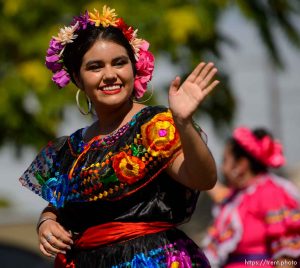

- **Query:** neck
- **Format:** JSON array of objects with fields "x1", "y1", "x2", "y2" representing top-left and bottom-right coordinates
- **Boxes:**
[
  {"x1": 94, "y1": 101, "x2": 133, "y2": 133},
  {"x1": 91, "y1": 101, "x2": 146, "y2": 137}
]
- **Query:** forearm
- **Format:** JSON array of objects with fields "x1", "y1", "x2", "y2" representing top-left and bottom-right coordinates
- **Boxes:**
[{"x1": 175, "y1": 118, "x2": 217, "y2": 190}]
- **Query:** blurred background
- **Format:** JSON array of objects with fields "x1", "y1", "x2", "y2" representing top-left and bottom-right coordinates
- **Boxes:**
[{"x1": 1, "y1": 0, "x2": 300, "y2": 267}]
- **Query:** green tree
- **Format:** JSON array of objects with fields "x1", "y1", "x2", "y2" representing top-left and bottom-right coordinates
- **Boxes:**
[{"x1": 0, "y1": 0, "x2": 299, "y2": 151}]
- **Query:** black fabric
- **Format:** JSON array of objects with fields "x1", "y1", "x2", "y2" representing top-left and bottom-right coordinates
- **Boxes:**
[{"x1": 58, "y1": 173, "x2": 199, "y2": 233}]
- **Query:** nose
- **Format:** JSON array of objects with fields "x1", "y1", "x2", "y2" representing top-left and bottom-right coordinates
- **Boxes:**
[{"x1": 103, "y1": 66, "x2": 117, "y2": 82}]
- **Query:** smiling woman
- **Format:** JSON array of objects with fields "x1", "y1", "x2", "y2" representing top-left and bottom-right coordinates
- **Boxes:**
[
  {"x1": 75, "y1": 41, "x2": 135, "y2": 108},
  {"x1": 19, "y1": 4, "x2": 219, "y2": 268}
]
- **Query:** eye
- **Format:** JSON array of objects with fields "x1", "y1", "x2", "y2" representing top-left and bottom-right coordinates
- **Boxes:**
[
  {"x1": 113, "y1": 57, "x2": 129, "y2": 67},
  {"x1": 85, "y1": 61, "x2": 104, "y2": 71},
  {"x1": 87, "y1": 64, "x2": 101, "y2": 71},
  {"x1": 116, "y1": 60, "x2": 125, "y2": 66}
]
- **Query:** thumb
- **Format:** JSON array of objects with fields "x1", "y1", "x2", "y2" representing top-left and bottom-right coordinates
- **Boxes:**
[{"x1": 169, "y1": 76, "x2": 181, "y2": 95}]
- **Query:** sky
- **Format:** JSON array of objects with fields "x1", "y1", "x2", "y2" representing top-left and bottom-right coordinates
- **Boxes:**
[{"x1": 1, "y1": 7, "x2": 300, "y2": 221}]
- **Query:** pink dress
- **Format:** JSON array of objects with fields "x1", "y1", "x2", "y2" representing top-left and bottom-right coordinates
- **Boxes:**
[{"x1": 203, "y1": 174, "x2": 300, "y2": 267}]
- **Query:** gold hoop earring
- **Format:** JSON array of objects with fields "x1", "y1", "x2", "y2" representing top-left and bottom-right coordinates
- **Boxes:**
[
  {"x1": 76, "y1": 89, "x2": 92, "y2": 115},
  {"x1": 133, "y1": 84, "x2": 154, "y2": 104}
]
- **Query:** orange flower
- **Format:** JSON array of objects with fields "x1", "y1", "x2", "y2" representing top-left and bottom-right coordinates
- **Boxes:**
[
  {"x1": 141, "y1": 111, "x2": 181, "y2": 158},
  {"x1": 112, "y1": 151, "x2": 146, "y2": 184},
  {"x1": 88, "y1": 5, "x2": 118, "y2": 27}
]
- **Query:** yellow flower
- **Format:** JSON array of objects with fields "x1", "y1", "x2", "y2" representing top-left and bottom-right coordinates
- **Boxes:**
[
  {"x1": 141, "y1": 111, "x2": 181, "y2": 158},
  {"x1": 88, "y1": 5, "x2": 118, "y2": 27}
]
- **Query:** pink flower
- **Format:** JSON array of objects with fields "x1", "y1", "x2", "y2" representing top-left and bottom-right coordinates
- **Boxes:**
[
  {"x1": 45, "y1": 39, "x2": 64, "y2": 72},
  {"x1": 134, "y1": 49, "x2": 155, "y2": 99},
  {"x1": 233, "y1": 127, "x2": 285, "y2": 168},
  {"x1": 260, "y1": 136, "x2": 285, "y2": 168},
  {"x1": 52, "y1": 69, "x2": 70, "y2": 88},
  {"x1": 45, "y1": 55, "x2": 63, "y2": 72},
  {"x1": 139, "y1": 40, "x2": 150, "y2": 51},
  {"x1": 49, "y1": 39, "x2": 63, "y2": 53}
]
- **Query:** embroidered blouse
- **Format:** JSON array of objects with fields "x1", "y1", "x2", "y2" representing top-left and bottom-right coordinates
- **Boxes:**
[{"x1": 20, "y1": 106, "x2": 200, "y2": 232}]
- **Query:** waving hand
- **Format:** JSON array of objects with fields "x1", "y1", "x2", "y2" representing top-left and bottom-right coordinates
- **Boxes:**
[{"x1": 168, "y1": 62, "x2": 219, "y2": 121}]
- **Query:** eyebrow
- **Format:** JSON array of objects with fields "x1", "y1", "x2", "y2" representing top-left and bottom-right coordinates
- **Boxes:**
[{"x1": 85, "y1": 55, "x2": 129, "y2": 66}]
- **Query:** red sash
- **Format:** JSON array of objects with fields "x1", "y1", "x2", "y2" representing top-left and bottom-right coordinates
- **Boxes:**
[{"x1": 55, "y1": 221, "x2": 174, "y2": 268}]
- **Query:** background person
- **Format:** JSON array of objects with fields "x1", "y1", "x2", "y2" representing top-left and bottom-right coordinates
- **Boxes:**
[{"x1": 203, "y1": 127, "x2": 300, "y2": 268}]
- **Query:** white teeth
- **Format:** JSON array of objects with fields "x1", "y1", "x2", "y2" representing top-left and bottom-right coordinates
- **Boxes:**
[{"x1": 102, "y1": 85, "x2": 121, "y2": 91}]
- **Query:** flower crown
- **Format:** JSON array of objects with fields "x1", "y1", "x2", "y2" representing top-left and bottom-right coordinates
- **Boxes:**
[
  {"x1": 46, "y1": 5, "x2": 155, "y2": 99},
  {"x1": 233, "y1": 127, "x2": 285, "y2": 168}
]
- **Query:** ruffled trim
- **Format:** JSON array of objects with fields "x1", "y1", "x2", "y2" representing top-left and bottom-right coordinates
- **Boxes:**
[
  {"x1": 271, "y1": 235, "x2": 300, "y2": 260},
  {"x1": 264, "y1": 175, "x2": 300, "y2": 259},
  {"x1": 265, "y1": 209, "x2": 300, "y2": 236},
  {"x1": 202, "y1": 176, "x2": 270, "y2": 266},
  {"x1": 264, "y1": 175, "x2": 300, "y2": 238},
  {"x1": 202, "y1": 193, "x2": 246, "y2": 266},
  {"x1": 203, "y1": 210, "x2": 243, "y2": 267},
  {"x1": 203, "y1": 174, "x2": 300, "y2": 265},
  {"x1": 19, "y1": 136, "x2": 69, "y2": 207}
]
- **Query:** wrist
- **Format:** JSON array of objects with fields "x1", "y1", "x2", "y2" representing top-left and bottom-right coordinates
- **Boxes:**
[
  {"x1": 36, "y1": 217, "x2": 56, "y2": 233},
  {"x1": 173, "y1": 118, "x2": 194, "y2": 134}
]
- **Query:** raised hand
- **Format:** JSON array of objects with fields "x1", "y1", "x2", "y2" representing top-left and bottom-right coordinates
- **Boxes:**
[
  {"x1": 168, "y1": 62, "x2": 219, "y2": 123},
  {"x1": 38, "y1": 219, "x2": 73, "y2": 258}
]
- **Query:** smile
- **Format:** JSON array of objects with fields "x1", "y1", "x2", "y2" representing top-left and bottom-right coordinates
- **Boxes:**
[{"x1": 100, "y1": 84, "x2": 122, "y2": 95}]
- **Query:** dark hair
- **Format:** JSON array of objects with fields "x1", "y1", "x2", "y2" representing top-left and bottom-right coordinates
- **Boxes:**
[
  {"x1": 63, "y1": 25, "x2": 136, "y2": 86},
  {"x1": 228, "y1": 128, "x2": 273, "y2": 174}
]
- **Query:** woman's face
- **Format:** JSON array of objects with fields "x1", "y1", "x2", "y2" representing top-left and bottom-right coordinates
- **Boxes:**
[
  {"x1": 78, "y1": 40, "x2": 135, "y2": 108},
  {"x1": 221, "y1": 144, "x2": 239, "y2": 187}
]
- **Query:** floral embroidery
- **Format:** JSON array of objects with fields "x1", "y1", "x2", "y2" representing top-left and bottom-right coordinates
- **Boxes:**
[
  {"x1": 112, "y1": 151, "x2": 146, "y2": 185},
  {"x1": 20, "y1": 107, "x2": 184, "y2": 207},
  {"x1": 141, "y1": 111, "x2": 181, "y2": 158}
]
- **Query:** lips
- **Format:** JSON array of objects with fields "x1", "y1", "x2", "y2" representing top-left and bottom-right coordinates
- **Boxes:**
[{"x1": 99, "y1": 84, "x2": 122, "y2": 95}]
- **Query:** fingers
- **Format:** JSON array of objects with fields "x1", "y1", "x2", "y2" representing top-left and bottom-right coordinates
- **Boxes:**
[
  {"x1": 39, "y1": 232, "x2": 72, "y2": 258},
  {"x1": 47, "y1": 231, "x2": 72, "y2": 250},
  {"x1": 169, "y1": 76, "x2": 181, "y2": 94},
  {"x1": 185, "y1": 62, "x2": 218, "y2": 89},
  {"x1": 199, "y1": 66, "x2": 217, "y2": 87},
  {"x1": 40, "y1": 243, "x2": 55, "y2": 258},
  {"x1": 38, "y1": 221, "x2": 73, "y2": 258},
  {"x1": 195, "y1": 62, "x2": 217, "y2": 86},
  {"x1": 203, "y1": 80, "x2": 220, "y2": 95},
  {"x1": 40, "y1": 235, "x2": 62, "y2": 258},
  {"x1": 187, "y1": 62, "x2": 206, "y2": 82},
  {"x1": 57, "y1": 224, "x2": 73, "y2": 244}
]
